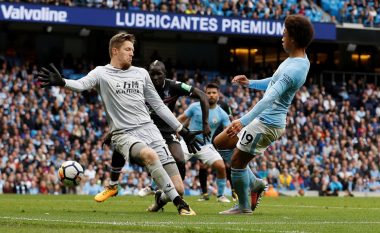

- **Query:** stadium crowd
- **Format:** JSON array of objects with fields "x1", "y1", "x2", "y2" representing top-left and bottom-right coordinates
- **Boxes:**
[
  {"x1": 0, "y1": 53, "x2": 379, "y2": 197},
  {"x1": 321, "y1": 0, "x2": 380, "y2": 27},
  {"x1": 3, "y1": 0, "x2": 380, "y2": 27}
]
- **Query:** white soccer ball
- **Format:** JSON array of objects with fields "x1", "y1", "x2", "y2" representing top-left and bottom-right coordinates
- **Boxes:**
[{"x1": 58, "y1": 161, "x2": 84, "y2": 187}]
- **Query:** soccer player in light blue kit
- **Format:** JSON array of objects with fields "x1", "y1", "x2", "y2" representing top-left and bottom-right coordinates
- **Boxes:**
[
  {"x1": 178, "y1": 83, "x2": 231, "y2": 203},
  {"x1": 216, "y1": 15, "x2": 315, "y2": 214}
]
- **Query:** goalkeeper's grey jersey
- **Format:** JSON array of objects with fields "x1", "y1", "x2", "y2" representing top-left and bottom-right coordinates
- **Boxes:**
[{"x1": 64, "y1": 64, "x2": 182, "y2": 134}]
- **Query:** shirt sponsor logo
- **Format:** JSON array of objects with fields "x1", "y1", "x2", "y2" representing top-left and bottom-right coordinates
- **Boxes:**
[
  {"x1": 116, "y1": 81, "x2": 140, "y2": 94},
  {"x1": 281, "y1": 73, "x2": 292, "y2": 85}
]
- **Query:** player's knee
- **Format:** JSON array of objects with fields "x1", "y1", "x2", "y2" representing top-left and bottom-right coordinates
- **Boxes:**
[
  {"x1": 213, "y1": 128, "x2": 238, "y2": 150},
  {"x1": 139, "y1": 147, "x2": 159, "y2": 166},
  {"x1": 231, "y1": 155, "x2": 242, "y2": 169},
  {"x1": 231, "y1": 151, "x2": 252, "y2": 169},
  {"x1": 231, "y1": 157, "x2": 248, "y2": 169}
]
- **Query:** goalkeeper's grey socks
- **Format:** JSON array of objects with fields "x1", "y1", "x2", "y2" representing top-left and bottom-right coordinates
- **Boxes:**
[{"x1": 146, "y1": 160, "x2": 179, "y2": 201}]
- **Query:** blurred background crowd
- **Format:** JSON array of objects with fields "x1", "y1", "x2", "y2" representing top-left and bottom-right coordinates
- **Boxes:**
[{"x1": 0, "y1": 51, "x2": 379, "y2": 197}]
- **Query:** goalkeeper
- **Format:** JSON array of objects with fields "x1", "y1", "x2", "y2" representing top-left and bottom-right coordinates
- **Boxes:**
[
  {"x1": 103, "y1": 60, "x2": 211, "y2": 212},
  {"x1": 36, "y1": 33, "x2": 202, "y2": 216}
]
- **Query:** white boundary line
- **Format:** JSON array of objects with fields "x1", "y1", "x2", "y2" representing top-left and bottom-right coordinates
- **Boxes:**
[
  {"x1": 0, "y1": 216, "x2": 302, "y2": 233},
  {"x1": 265, "y1": 204, "x2": 380, "y2": 210},
  {"x1": 1, "y1": 216, "x2": 380, "y2": 225}
]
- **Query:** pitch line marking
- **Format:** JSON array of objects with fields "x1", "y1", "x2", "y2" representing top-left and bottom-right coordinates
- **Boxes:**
[
  {"x1": 265, "y1": 204, "x2": 380, "y2": 210},
  {"x1": 1, "y1": 216, "x2": 380, "y2": 226},
  {"x1": 0, "y1": 216, "x2": 301, "y2": 233}
]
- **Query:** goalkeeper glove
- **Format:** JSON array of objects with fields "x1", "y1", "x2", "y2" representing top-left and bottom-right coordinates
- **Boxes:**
[
  {"x1": 36, "y1": 63, "x2": 66, "y2": 87},
  {"x1": 179, "y1": 127, "x2": 203, "y2": 154},
  {"x1": 102, "y1": 133, "x2": 112, "y2": 148}
]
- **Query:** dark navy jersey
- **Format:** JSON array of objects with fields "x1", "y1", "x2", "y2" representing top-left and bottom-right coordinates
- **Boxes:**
[
  {"x1": 212, "y1": 100, "x2": 232, "y2": 142},
  {"x1": 218, "y1": 100, "x2": 232, "y2": 117},
  {"x1": 148, "y1": 79, "x2": 194, "y2": 134}
]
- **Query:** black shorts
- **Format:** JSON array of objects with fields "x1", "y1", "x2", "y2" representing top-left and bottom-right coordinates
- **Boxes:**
[{"x1": 162, "y1": 133, "x2": 180, "y2": 145}]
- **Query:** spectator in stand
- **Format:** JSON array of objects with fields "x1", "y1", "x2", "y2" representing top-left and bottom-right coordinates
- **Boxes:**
[
  {"x1": 83, "y1": 178, "x2": 103, "y2": 195},
  {"x1": 368, "y1": 177, "x2": 380, "y2": 192},
  {"x1": 257, "y1": 163, "x2": 269, "y2": 180},
  {"x1": 328, "y1": 175, "x2": 343, "y2": 195},
  {"x1": 279, "y1": 169, "x2": 293, "y2": 190},
  {"x1": 267, "y1": 162, "x2": 280, "y2": 186},
  {"x1": 310, "y1": 176, "x2": 322, "y2": 192}
]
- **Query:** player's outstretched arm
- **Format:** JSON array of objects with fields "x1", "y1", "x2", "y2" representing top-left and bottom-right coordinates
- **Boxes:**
[
  {"x1": 231, "y1": 75, "x2": 250, "y2": 86},
  {"x1": 36, "y1": 63, "x2": 99, "y2": 92},
  {"x1": 241, "y1": 70, "x2": 295, "y2": 126},
  {"x1": 35, "y1": 63, "x2": 66, "y2": 88},
  {"x1": 192, "y1": 88, "x2": 211, "y2": 142},
  {"x1": 232, "y1": 75, "x2": 271, "y2": 91}
]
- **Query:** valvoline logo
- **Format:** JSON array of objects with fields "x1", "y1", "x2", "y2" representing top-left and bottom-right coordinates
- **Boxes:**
[{"x1": 0, "y1": 3, "x2": 67, "y2": 23}]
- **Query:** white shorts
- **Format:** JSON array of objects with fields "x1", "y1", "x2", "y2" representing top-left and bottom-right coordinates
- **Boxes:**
[
  {"x1": 112, "y1": 123, "x2": 175, "y2": 165},
  {"x1": 237, "y1": 119, "x2": 285, "y2": 156},
  {"x1": 180, "y1": 139, "x2": 223, "y2": 166}
]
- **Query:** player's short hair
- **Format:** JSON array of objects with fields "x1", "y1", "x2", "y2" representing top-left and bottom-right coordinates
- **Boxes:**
[
  {"x1": 149, "y1": 60, "x2": 166, "y2": 73},
  {"x1": 205, "y1": 83, "x2": 219, "y2": 90},
  {"x1": 109, "y1": 33, "x2": 136, "y2": 58},
  {"x1": 285, "y1": 15, "x2": 314, "y2": 49}
]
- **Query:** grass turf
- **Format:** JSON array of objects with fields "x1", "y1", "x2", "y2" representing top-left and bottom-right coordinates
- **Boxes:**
[{"x1": 0, "y1": 194, "x2": 379, "y2": 233}]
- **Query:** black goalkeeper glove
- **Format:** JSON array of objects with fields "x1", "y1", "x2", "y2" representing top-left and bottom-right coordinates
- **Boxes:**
[
  {"x1": 36, "y1": 63, "x2": 66, "y2": 87},
  {"x1": 102, "y1": 133, "x2": 112, "y2": 148},
  {"x1": 203, "y1": 132, "x2": 211, "y2": 145},
  {"x1": 179, "y1": 127, "x2": 203, "y2": 154}
]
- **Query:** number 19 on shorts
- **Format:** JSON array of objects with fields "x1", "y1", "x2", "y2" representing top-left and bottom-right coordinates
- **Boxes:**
[{"x1": 239, "y1": 130, "x2": 254, "y2": 146}]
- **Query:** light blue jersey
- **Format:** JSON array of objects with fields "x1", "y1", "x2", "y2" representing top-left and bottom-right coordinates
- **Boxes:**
[
  {"x1": 185, "y1": 102, "x2": 230, "y2": 144},
  {"x1": 241, "y1": 56, "x2": 310, "y2": 128}
]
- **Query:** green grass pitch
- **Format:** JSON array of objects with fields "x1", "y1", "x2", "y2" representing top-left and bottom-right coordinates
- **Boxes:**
[{"x1": 0, "y1": 195, "x2": 379, "y2": 233}]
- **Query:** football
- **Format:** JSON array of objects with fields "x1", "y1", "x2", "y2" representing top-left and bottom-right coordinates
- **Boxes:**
[{"x1": 58, "y1": 161, "x2": 84, "y2": 187}]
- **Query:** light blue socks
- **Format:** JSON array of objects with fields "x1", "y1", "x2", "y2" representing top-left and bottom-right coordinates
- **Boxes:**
[
  {"x1": 216, "y1": 178, "x2": 227, "y2": 197},
  {"x1": 231, "y1": 168, "x2": 250, "y2": 209}
]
